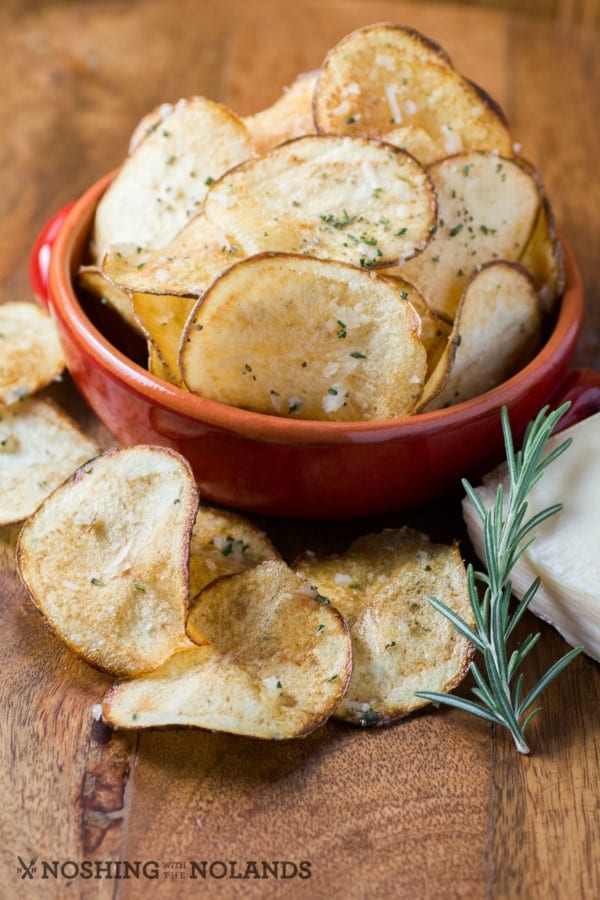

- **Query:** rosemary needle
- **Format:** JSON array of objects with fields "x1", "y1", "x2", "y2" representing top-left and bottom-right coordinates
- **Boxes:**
[{"x1": 415, "y1": 402, "x2": 583, "y2": 754}]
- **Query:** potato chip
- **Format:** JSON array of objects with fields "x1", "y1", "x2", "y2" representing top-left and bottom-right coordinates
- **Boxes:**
[
  {"x1": 91, "y1": 97, "x2": 254, "y2": 263},
  {"x1": 102, "y1": 214, "x2": 240, "y2": 297},
  {"x1": 132, "y1": 292, "x2": 195, "y2": 384},
  {"x1": 0, "y1": 301, "x2": 64, "y2": 405},
  {"x1": 397, "y1": 152, "x2": 540, "y2": 320},
  {"x1": 313, "y1": 24, "x2": 512, "y2": 161},
  {"x1": 519, "y1": 193, "x2": 565, "y2": 316},
  {"x1": 103, "y1": 560, "x2": 352, "y2": 738},
  {"x1": 128, "y1": 100, "x2": 186, "y2": 155},
  {"x1": 147, "y1": 341, "x2": 178, "y2": 385},
  {"x1": 295, "y1": 528, "x2": 473, "y2": 725},
  {"x1": 384, "y1": 124, "x2": 440, "y2": 166},
  {"x1": 78, "y1": 265, "x2": 141, "y2": 335},
  {"x1": 0, "y1": 397, "x2": 98, "y2": 525},
  {"x1": 383, "y1": 274, "x2": 451, "y2": 378},
  {"x1": 180, "y1": 253, "x2": 427, "y2": 421},
  {"x1": 417, "y1": 262, "x2": 543, "y2": 412},
  {"x1": 204, "y1": 135, "x2": 436, "y2": 267},
  {"x1": 17, "y1": 446, "x2": 198, "y2": 677},
  {"x1": 243, "y1": 71, "x2": 318, "y2": 155},
  {"x1": 189, "y1": 505, "x2": 279, "y2": 598}
]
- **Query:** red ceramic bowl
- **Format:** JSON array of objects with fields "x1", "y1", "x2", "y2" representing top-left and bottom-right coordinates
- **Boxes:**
[{"x1": 33, "y1": 172, "x2": 591, "y2": 519}]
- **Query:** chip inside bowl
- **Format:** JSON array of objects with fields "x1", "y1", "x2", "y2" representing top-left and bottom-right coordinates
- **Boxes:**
[
  {"x1": 203, "y1": 134, "x2": 436, "y2": 267},
  {"x1": 179, "y1": 252, "x2": 427, "y2": 420},
  {"x1": 418, "y1": 261, "x2": 543, "y2": 411},
  {"x1": 91, "y1": 96, "x2": 254, "y2": 262},
  {"x1": 313, "y1": 23, "x2": 512, "y2": 162},
  {"x1": 396, "y1": 152, "x2": 541, "y2": 320}
]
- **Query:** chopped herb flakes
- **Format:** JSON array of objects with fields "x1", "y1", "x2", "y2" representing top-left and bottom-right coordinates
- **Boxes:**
[
  {"x1": 90, "y1": 577, "x2": 104, "y2": 586},
  {"x1": 320, "y1": 210, "x2": 355, "y2": 229},
  {"x1": 359, "y1": 707, "x2": 382, "y2": 727}
]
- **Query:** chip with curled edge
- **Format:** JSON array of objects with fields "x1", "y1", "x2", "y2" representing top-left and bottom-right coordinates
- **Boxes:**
[
  {"x1": 91, "y1": 96, "x2": 254, "y2": 263},
  {"x1": 313, "y1": 23, "x2": 512, "y2": 163},
  {"x1": 189, "y1": 505, "x2": 280, "y2": 599},
  {"x1": 180, "y1": 253, "x2": 427, "y2": 421},
  {"x1": 17, "y1": 446, "x2": 198, "y2": 677},
  {"x1": 102, "y1": 559, "x2": 352, "y2": 738},
  {"x1": 0, "y1": 302, "x2": 64, "y2": 406},
  {"x1": 0, "y1": 397, "x2": 98, "y2": 525},
  {"x1": 204, "y1": 134, "x2": 436, "y2": 268},
  {"x1": 295, "y1": 528, "x2": 474, "y2": 725}
]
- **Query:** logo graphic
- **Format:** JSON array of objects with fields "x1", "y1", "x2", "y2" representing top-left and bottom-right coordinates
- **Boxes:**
[{"x1": 16, "y1": 857, "x2": 37, "y2": 880}]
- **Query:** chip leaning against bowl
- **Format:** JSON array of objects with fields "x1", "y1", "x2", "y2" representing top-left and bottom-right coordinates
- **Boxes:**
[{"x1": 90, "y1": 22, "x2": 563, "y2": 422}]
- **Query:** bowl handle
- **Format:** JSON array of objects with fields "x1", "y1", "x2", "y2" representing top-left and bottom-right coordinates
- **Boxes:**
[
  {"x1": 29, "y1": 203, "x2": 74, "y2": 308},
  {"x1": 550, "y1": 368, "x2": 600, "y2": 429}
]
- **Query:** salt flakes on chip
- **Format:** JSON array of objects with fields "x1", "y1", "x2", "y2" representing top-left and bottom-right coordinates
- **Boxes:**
[{"x1": 103, "y1": 560, "x2": 352, "y2": 738}]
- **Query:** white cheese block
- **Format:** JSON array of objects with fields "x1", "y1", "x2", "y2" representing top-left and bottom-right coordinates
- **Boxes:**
[{"x1": 463, "y1": 411, "x2": 600, "y2": 660}]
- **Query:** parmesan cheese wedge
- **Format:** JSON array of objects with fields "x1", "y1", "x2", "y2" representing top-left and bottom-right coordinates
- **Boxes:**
[{"x1": 463, "y1": 412, "x2": 600, "y2": 660}]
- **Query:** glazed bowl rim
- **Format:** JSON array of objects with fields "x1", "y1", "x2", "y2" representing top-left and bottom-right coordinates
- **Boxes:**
[{"x1": 48, "y1": 169, "x2": 584, "y2": 445}]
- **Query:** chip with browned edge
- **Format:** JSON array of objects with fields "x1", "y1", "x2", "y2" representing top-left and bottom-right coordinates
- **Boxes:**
[
  {"x1": 418, "y1": 261, "x2": 543, "y2": 412},
  {"x1": 204, "y1": 134, "x2": 436, "y2": 268},
  {"x1": 0, "y1": 302, "x2": 64, "y2": 405},
  {"x1": 17, "y1": 446, "x2": 198, "y2": 677},
  {"x1": 91, "y1": 97, "x2": 254, "y2": 263},
  {"x1": 180, "y1": 253, "x2": 427, "y2": 420},
  {"x1": 103, "y1": 560, "x2": 352, "y2": 738},
  {"x1": 189, "y1": 506, "x2": 279, "y2": 598},
  {"x1": 0, "y1": 397, "x2": 98, "y2": 525},
  {"x1": 295, "y1": 528, "x2": 473, "y2": 725},
  {"x1": 313, "y1": 24, "x2": 512, "y2": 162}
]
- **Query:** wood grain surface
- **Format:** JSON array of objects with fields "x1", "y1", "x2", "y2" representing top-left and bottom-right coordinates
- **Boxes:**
[{"x1": 1, "y1": 2, "x2": 599, "y2": 898}]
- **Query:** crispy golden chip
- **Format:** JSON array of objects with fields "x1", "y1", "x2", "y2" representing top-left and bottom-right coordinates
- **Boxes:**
[
  {"x1": 128, "y1": 99, "x2": 188, "y2": 155},
  {"x1": 417, "y1": 262, "x2": 543, "y2": 412},
  {"x1": 397, "y1": 152, "x2": 540, "y2": 320},
  {"x1": 132, "y1": 292, "x2": 195, "y2": 384},
  {"x1": 147, "y1": 341, "x2": 178, "y2": 385},
  {"x1": 295, "y1": 528, "x2": 473, "y2": 725},
  {"x1": 313, "y1": 24, "x2": 512, "y2": 161},
  {"x1": 91, "y1": 97, "x2": 254, "y2": 263},
  {"x1": 204, "y1": 135, "x2": 436, "y2": 267},
  {"x1": 78, "y1": 265, "x2": 141, "y2": 335},
  {"x1": 180, "y1": 253, "x2": 427, "y2": 421},
  {"x1": 103, "y1": 214, "x2": 241, "y2": 298},
  {"x1": 384, "y1": 124, "x2": 440, "y2": 166},
  {"x1": 243, "y1": 71, "x2": 318, "y2": 155},
  {"x1": 17, "y1": 446, "x2": 198, "y2": 677},
  {"x1": 519, "y1": 192, "x2": 565, "y2": 316},
  {"x1": 383, "y1": 274, "x2": 451, "y2": 378},
  {"x1": 189, "y1": 505, "x2": 279, "y2": 598},
  {"x1": 0, "y1": 301, "x2": 64, "y2": 405},
  {"x1": 103, "y1": 560, "x2": 352, "y2": 738},
  {"x1": 0, "y1": 397, "x2": 98, "y2": 525}
]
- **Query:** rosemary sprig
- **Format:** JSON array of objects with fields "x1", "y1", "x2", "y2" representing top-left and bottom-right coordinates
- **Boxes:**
[{"x1": 415, "y1": 402, "x2": 583, "y2": 754}]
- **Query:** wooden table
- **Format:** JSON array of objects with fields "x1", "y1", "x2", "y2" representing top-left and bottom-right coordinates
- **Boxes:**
[{"x1": 1, "y1": 1, "x2": 599, "y2": 897}]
